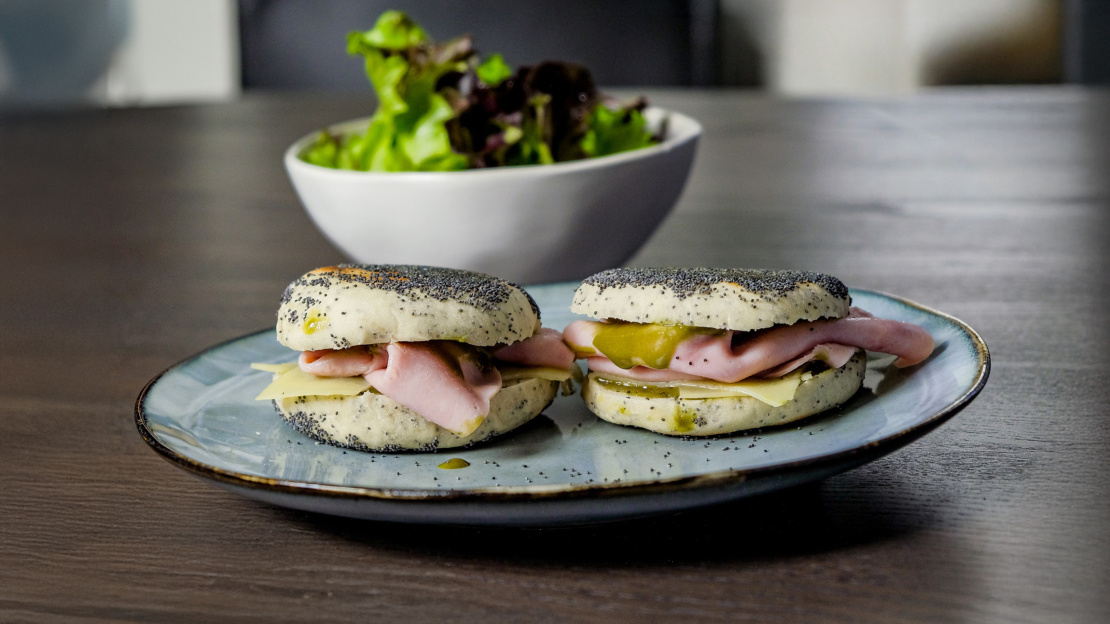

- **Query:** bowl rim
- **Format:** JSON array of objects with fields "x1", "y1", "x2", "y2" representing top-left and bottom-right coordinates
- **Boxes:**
[{"x1": 284, "y1": 106, "x2": 702, "y2": 179}]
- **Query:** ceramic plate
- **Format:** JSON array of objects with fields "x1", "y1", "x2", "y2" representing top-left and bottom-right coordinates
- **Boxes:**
[{"x1": 136, "y1": 285, "x2": 989, "y2": 526}]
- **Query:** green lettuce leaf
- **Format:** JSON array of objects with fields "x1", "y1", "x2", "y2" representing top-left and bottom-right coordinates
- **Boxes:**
[
  {"x1": 358, "y1": 10, "x2": 427, "y2": 50},
  {"x1": 476, "y1": 53, "x2": 512, "y2": 87},
  {"x1": 302, "y1": 11, "x2": 468, "y2": 172},
  {"x1": 581, "y1": 102, "x2": 657, "y2": 158},
  {"x1": 299, "y1": 11, "x2": 659, "y2": 172}
]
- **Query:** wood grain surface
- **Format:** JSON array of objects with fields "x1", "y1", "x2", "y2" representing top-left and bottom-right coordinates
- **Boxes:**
[{"x1": 1, "y1": 88, "x2": 1108, "y2": 623}]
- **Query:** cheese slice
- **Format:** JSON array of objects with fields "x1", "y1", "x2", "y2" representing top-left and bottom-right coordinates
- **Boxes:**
[
  {"x1": 593, "y1": 370, "x2": 812, "y2": 406},
  {"x1": 250, "y1": 362, "x2": 299, "y2": 374},
  {"x1": 671, "y1": 371, "x2": 811, "y2": 405},
  {"x1": 251, "y1": 361, "x2": 571, "y2": 402},
  {"x1": 498, "y1": 365, "x2": 573, "y2": 382},
  {"x1": 252, "y1": 363, "x2": 371, "y2": 400}
]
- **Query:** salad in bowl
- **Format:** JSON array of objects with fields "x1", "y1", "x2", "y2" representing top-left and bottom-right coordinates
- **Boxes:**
[{"x1": 286, "y1": 11, "x2": 700, "y2": 283}]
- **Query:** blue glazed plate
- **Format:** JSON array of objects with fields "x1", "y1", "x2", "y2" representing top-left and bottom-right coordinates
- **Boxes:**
[{"x1": 135, "y1": 285, "x2": 989, "y2": 526}]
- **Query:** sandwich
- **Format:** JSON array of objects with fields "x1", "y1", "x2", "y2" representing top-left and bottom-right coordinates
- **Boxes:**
[
  {"x1": 254, "y1": 264, "x2": 575, "y2": 452},
  {"x1": 562, "y1": 267, "x2": 934, "y2": 436}
]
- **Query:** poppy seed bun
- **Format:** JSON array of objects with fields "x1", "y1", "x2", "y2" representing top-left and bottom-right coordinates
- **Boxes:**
[
  {"x1": 571, "y1": 267, "x2": 851, "y2": 331},
  {"x1": 277, "y1": 264, "x2": 541, "y2": 352},
  {"x1": 274, "y1": 377, "x2": 559, "y2": 452},
  {"x1": 582, "y1": 351, "x2": 865, "y2": 436}
]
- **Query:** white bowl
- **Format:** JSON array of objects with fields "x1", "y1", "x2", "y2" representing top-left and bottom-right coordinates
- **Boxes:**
[{"x1": 284, "y1": 107, "x2": 700, "y2": 284}]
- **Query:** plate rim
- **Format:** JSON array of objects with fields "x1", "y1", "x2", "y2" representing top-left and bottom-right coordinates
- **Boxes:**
[{"x1": 134, "y1": 288, "x2": 990, "y2": 505}]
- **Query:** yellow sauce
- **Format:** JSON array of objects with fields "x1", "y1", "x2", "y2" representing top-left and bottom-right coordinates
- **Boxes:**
[
  {"x1": 437, "y1": 458, "x2": 471, "y2": 470},
  {"x1": 592, "y1": 375, "x2": 679, "y2": 398},
  {"x1": 592, "y1": 321, "x2": 722, "y2": 369},
  {"x1": 303, "y1": 309, "x2": 327, "y2": 335},
  {"x1": 673, "y1": 408, "x2": 698, "y2": 433}
]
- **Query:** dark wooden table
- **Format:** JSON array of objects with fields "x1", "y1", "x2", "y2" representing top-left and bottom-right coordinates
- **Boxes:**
[{"x1": 2, "y1": 88, "x2": 1108, "y2": 622}]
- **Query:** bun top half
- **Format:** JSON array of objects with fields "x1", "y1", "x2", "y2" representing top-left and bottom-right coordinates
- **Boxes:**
[
  {"x1": 277, "y1": 264, "x2": 541, "y2": 351},
  {"x1": 570, "y1": 267, "x2": 851, "y2": 332}
]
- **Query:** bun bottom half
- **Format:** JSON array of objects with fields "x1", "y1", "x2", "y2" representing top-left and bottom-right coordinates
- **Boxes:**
[
  {"x1": 581, "y1": 351, "x2": 867, "y2": 436},
  {"x1": 274, "y1": 377, "x2": 559, "y2": 452}
]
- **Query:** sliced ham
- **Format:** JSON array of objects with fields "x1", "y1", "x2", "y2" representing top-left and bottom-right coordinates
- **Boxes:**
[
  {"x1": 566, "y1": 307, "x2": 933, "y2": 384},
  {"x1": 296, "y1": 331, "x2": 574, "y2": 436},
  {"x1": 491, "y1": 327, "x2": 576, "y2": 370},
  {"x1": 562, "y1": 321, "x2": 603, "y2": 356},
  {"x1": 364, "y1": 342, "x2": 501, "y2": 436},
  {"x1": 756, "y1": 343, "x2": 860, "y2": 378},
  {"x1": 296, "y1": 341, "x2": 500, "y2": 436},
  {"x1": 299, "y1": 346, "x2": 385, "y2": 377}
]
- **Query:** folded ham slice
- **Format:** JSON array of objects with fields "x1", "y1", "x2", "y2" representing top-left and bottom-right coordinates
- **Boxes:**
[
  {"x1": 298, "y1": 342, "x2": 500, "y2": 436},
  {"x1": 564, "y1": 307, "x2": 933, "y2": 384},
  {"x1": 300, "y1": 346, "x2": 385, "y2": 377},
  {"x1": 366, "y1": 342, "x2": 502, "y2": 436},
  {"x1": 297, "y1": 333, "x2": 574, "y2": 436},
  {"x1": 491, "y1": 327, "x2": 576, "y2": 370},
  {"x1": 757, "y1": 343, "x2": 861, "y2": 378}
]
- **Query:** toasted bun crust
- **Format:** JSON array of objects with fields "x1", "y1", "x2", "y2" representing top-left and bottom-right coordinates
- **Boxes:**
[
  {"x1": 581, "y1": 351, "x2": 866, "y2": 436},
  {"x1": 274, "y1": 378, "x2": 559, "y2": 452},
  {"x1": 571, "y1": 267, "x2": 851, "y2": 332},
  {"x1": 277, "y1": 264, "x2": 541, "y2": 351}
]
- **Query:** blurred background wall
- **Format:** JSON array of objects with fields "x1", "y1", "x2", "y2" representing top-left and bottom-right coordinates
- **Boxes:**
[
  {"x1": 721, "y1": 0, "x2": 1067, "y2": 95},
  {"x1": 0, "y1": 0, "x2": 237, "y2": 107},
  {"x1": 0, "y1": 0, "x2": 1105, "y2": 108}
]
